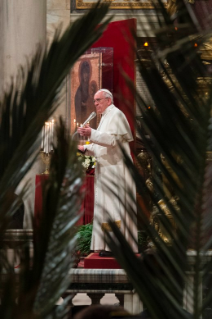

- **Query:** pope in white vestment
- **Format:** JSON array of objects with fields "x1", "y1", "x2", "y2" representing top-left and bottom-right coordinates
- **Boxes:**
[{"x1": 78, "y1": 89, "x2": 137, "y2": 256}]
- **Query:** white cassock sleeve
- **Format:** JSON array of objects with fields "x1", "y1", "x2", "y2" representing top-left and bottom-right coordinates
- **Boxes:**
[
  {"x1": 83, "y1": 109, "x2": 133, "y2": 156},
  {"x1": 90, "y1": 129, "x2": 116, "y2": 147},
  {"x1": 82, "y1": 131, "x2": 115, "y2": 157}
]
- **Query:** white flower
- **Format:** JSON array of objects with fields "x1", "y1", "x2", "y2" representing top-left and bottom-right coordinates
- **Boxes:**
[
  {"x1": 82, "y1": 161, "x2": 89, "y2": 169},
  {"x1": 84, "y1": 158, "x2": 90, "y2": 165},
  {"x1": 80, "y1": 155, "x2": 96, "y2": 170}
]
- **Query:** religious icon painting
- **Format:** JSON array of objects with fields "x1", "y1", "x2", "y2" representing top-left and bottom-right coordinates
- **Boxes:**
[{"x1": 70, "y1": 52, "x2": 102, "y2": 135}]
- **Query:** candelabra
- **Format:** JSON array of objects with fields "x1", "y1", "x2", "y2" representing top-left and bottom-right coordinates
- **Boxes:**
[
  {"x1": 40, "y1": 119, "x2": 54, "y2": 174},
  {"x1": 40, "y1": 151, "x2": 53, "y2": 174}
]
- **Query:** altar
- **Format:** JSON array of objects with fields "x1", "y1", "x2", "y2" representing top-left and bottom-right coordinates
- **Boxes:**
[{"x1": 34, "y1": 172, "x2": 94, "y2": 225}]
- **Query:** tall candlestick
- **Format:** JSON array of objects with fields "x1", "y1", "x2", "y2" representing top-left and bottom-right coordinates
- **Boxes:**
[
  {"x1": 41, "y1": 120, "x2": 55, "y2": 154},
  {"x1": 44, "y1": 122, "x2": 49, "y2": 154},
  {"x1": 41, "y1": 127, "x2": 44, "y2": 149},
  {"x1": 47, "y1": 123, "x2": 50, "y2": 154},
  {"x1": 49, "y1": 122, "x2": 52, "y2": 151},
  {"x1": 52, "y1": 119, "x2": 54, "y2": 149}
]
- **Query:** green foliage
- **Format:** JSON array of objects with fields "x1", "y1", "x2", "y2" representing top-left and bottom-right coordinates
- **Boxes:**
[
  {"x1": 104, "y1": 2, "x2": 212, "y2": 319},
  {"x1": 76, "y1": 223, "x2": 93, "y2": 255},
  {"x1": 75, "y1": 224, "x2": 148, "y2": 255},
  {"x1": 0, "y1": 2, "x2": 111, "y2": 231},
  {"x1": 0, "y1": 3, "x2": 110, "y2": 319}
]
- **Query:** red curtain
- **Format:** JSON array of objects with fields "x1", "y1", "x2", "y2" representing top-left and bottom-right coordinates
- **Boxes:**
[
  {"x1": 34, "y1": 20, "x2": 136, "y2": 224},
  {"x1": 91, "y1": 19, "x2": 137, "y2": 140},
  {"x1": 34, "y1": 174, "x2": 94, "y2": 225}
]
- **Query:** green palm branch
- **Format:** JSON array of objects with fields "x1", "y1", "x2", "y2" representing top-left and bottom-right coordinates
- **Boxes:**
[
  {"x1": 0, "y1": 120, "x2": 84, "y2": 319},
  {"x1": 0, "y1": 2, "x2": 111, "y2": 228},
  {"x1": 105, "y1": 2, "x2": 212, "y2": 319},
  {"x1": 0, "y1": 3, "x2": 110, "y2": 318}
]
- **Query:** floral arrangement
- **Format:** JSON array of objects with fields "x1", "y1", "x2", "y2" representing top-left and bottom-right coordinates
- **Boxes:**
[{"x1": 78, "y1": 153, "x2": 96, "y2": 171}]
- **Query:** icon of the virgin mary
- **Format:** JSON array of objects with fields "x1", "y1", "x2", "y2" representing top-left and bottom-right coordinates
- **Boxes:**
[
  {"x1": 75, "y1": 60, "x2": 98, "y2": 128},
  {"x1": 75, "y1": 60, "x2": 90, "y2": 125}
]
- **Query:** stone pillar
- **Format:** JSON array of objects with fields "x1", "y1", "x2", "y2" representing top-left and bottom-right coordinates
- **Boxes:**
[
  {"x1": 87, "y1": 293, "x2": 105, "y2": 305},
  {"x1": 124, "y1": 292, "x2": 143, "y2": 314},
  {"x1": 47, "y1": 0, "x2": 70, "y2": 122},
  {"x1": 0, "y1": 0, "x2": 46, "y2": 94},
  {"x1": 0, "y1": 0, "x2": 46, "y2": 227}
]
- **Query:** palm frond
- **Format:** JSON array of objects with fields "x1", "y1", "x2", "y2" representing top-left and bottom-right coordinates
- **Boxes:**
[
  {"x1": 104, "y1": 2, "x2": 212, "y2": 318},
  {"x1": 0, "y1": 119, "x2": 84, "y2": 319},
  {"x1": 0, "y1": 2, "x2": 111, "y2": 226},
  {"x1": 32, "y1": 119, "x2": 84, "y2": 317},
  {"x1": 0, "y1": 4, "x2": 111, "y2": 318}
]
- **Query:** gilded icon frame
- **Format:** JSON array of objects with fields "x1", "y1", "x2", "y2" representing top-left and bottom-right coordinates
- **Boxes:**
[{"x1": 70, "y1": 52, "x2": 102, "y2": 135}]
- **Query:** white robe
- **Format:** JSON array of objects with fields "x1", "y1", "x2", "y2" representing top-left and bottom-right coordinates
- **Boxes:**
[{"x1": 85, "y1": 104, "x2": 138, "y2": 252}]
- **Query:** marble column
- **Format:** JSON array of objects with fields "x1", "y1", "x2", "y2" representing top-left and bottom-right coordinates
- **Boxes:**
[
  {"x1": 0, "y1": 0, "x2": 46, "y2": 93},
  {"x1": 0, "y1": 0, "x2": 46, "y2": 227},
  {"x1": 47, "y1": 0, "x2": 70, "y2": 122}
]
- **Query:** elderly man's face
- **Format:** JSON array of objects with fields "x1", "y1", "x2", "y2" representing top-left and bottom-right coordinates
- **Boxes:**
[{"x1": 94, "y1": 91, "x2": 112, "y2": 114}]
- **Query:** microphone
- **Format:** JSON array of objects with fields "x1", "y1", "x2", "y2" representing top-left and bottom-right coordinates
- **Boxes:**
[
  {"x1": 81, "y1": 111, "x2": 96, "y2": 127},
  {"x1": 72, "y1": 112, "x2": 96, "y2": 140}
]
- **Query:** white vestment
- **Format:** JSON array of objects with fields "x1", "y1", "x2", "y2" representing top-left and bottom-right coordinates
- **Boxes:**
[{"x1": 85, "y1": 104, "x2": 138, "y2": 252}]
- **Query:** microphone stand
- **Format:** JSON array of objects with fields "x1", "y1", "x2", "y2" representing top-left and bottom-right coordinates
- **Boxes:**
[{"x1": 72, "y1": 130, "x2": 79, "y2": 140}]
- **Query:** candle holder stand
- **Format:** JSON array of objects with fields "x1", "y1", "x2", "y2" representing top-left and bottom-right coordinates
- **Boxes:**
[{"x1": 40, "y1": 151, "x2": 53, "y2": 174}]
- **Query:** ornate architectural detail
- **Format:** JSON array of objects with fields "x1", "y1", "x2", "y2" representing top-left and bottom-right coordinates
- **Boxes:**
[
  {"x1": 101, "y1": 220, "x2": 121, "y2": 231},
  {"x1": 76, "y1": 0, "x2": 167, "y2": 10},
  {"x1": 200, "y1": 40, "x2": 212, "y2": 61},
  {"x1": 150, "y1": 198, "x2": 179, "y2": 245},
  {"x1": 167, "y1": 0, "x2": 196, "y2": 16}
]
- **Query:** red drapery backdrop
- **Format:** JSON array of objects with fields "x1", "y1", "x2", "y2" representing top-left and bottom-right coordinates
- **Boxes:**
[
  {"x1": 34, "y1": 173, "x2": 94, "y2": 225},
  {"x1": 34, "y1": 19, "x2": 136, "y2": 224},
  {"x1": 91, "y1": 18, "x2": 137, "y2": 142}
]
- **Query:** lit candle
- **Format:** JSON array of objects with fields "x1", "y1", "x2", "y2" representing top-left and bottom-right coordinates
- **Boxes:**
[
  {"x1": 47, "y1": 122, "x2": 50, "y2": 154},
  {"x1": 74, "y1": 119, "x2": 76, "y2": 131},
  {"x1": 49, "y1": 121, "x2": 52, "y2": 151},
  {"x1": 45, "y1": 122, "x2": 49, "y2": 154},
  {"x1": 44, "y1": 123, "x2": 46, "y2": 153},
  {"x1": 41, "y1": 126, "x2": 44, "y2": 150},
  {"x1": 51, "y1": 119, "x2": 54, "y2": 151}
]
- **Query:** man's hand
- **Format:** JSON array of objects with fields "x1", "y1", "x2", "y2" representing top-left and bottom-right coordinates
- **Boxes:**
[
  {"x1": 78, "y1": 145, "x2": 85, "y2": 153},
  {"x1": 77, "y1": 124, "x2": 91, "y2": 137}
]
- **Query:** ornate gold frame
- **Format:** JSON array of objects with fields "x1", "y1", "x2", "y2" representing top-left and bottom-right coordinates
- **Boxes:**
[{"x1": 75, "y1": 0, "x2": 161, "y2": 10}]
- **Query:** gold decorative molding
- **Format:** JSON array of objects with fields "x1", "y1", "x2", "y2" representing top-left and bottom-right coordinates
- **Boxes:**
[
  {"x1": 167, "y1": 0, "x2": 196, "y2": 16},
  {"x1": 76, "y1": 0, "x2": 167, "y2": 10},
  {"x1": 150, "y1": 198, "x2": 179, "y2": 245},
  {"x1": 101, "y1": 220, "x2": 121, "y2": 231},
  {"x1": 200, "y1": 40, "x2": 212, "y2": 61}
]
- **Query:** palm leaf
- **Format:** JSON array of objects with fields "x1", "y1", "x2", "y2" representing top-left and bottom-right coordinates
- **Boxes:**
[
  {"x1": 0, "y1": 119, "x2": 83, "y2": 319},
  {"x1": 32, "y1": 119, "x2": 84, "y2": 317},
  {"x1": 0, "y1": 3, "x2": 110, "y2": 318},
  {"x1": 0, "y1": 2, "x2": 111, "y2": 227},
  {"x1": 104, "y1": 2, "x2": 212, "y2": 319}
]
